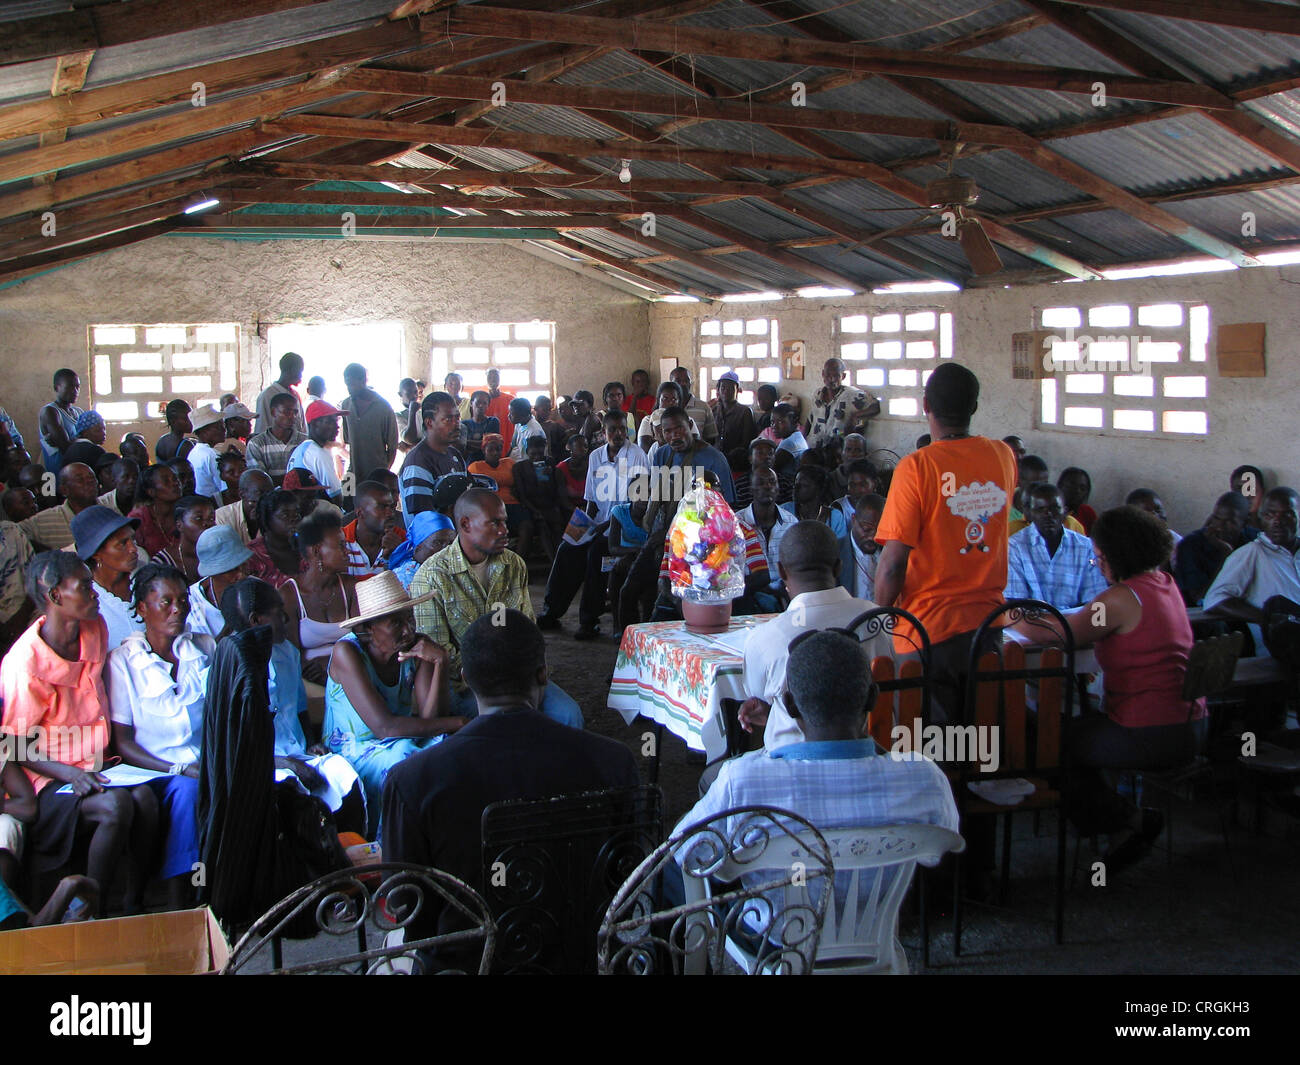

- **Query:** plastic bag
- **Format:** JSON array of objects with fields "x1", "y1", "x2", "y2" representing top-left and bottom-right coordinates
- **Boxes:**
[{"x1": 666, "y1": 478, "x2": 746, "y2": 603}]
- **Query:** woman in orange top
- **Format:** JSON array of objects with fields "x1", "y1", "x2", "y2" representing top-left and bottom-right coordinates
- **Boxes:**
[
  {"x1": 0, "y1": 551, "x2": 159, "y2": 915},
  {"x1": 469, "y1": 433, "x2": 532, "y2": 556}
]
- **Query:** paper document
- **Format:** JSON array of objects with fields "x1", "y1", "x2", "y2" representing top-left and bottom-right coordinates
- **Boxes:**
[
  {"x1": 562, "y1": 508, "x2": 598, "y2": 547},
  {"x1": 56, "y1": 764, "x2": 171, "y2": 793}
]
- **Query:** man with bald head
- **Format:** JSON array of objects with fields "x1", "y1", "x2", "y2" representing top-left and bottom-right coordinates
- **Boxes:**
[
  {"x1": 216, "y1": 468, "x2": 273, "y2": 546},
  {"x1": 344, "y1": 480, "x2": 404, "y2": 576},
  {"x1": 806, "y1": 356, "x2": 879, "y2": 448},
  {"x1": 18, "y1": 462, "x2": 100, "y2": 550},
  {"x1": 411, "y1": 488, "x2": 583, "y2": 727},
  {"x1": 737, "y1": 520, "x2": 888, "y2": 751}
]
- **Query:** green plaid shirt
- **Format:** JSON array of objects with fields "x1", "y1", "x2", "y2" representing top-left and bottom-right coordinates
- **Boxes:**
[{"x1": 410, "y1": 537, "x2": 535, "y2": 691}]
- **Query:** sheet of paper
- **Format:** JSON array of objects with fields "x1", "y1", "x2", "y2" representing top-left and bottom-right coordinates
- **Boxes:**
[
  {"x1": 697, "y1": 626, "x2": 752, "y2": 655},
  {"x1": 55, "y1": 764, "x2": 171, "y2": 793}
]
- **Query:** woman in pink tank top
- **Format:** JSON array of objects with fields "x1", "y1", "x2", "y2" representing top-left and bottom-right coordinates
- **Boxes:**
[{"x1": 1033, "y1": 505, "x2": 1206, "y2": 873}]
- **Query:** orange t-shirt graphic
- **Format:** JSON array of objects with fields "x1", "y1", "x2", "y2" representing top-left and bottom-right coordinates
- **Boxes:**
[{"x1": 875, "y1": 436, "x2": 1018, "y2": 651}]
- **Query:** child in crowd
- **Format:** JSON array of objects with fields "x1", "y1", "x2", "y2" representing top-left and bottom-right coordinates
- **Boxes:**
[
  {"x1": 459, "y1": 390, "x2": 499, "y2": 465},
  {"x1": 514, "y1": 434, "x2": 566, "y2": 561}
]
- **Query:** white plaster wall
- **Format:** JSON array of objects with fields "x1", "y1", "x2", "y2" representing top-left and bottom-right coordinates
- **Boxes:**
[
  {"x1": 650, "y1": 265, "x2": 1300, "y2": 536},
  {"x1": 0, "y1": 234, "x2": 648, "y2": 451}
]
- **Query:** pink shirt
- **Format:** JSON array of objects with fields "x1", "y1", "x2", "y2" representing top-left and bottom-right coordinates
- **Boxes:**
[
  {"x1": 0, "y1": 616, "x2": 111, "y2": 792},
  {"x1": 1094, "y1": 570, "x2": 1206, "y2": 729}
]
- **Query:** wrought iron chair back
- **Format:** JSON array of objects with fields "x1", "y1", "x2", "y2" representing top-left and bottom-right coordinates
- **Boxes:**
[
  {"x1": 597, "y1": 805, "x2": 833, "y2": 975},
  {"x1": 845, "y1": 606, "x2": 934, "y2": 748},
  {"x1": 480, "y1": 785, "x2": 664, "y2": 974},
  {"x1": 221, "y1": 863, "x2": 496, "y2": 975},
  {"x1": 953, "y1": 599, "x2": 1076, "y2": 951}
]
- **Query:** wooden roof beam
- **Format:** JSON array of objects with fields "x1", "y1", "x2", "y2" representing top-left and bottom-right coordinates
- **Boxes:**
[{"x1": 442, "y1": 5, "x2": 1233, "y2": 108}]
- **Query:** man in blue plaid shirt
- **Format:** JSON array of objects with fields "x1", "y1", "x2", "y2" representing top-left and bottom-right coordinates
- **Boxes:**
[{"x1": 1006, "y1": 483, "x2": 1107, "y2": 611}]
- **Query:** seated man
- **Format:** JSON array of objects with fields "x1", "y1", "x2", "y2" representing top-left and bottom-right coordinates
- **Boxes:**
[
  {"x1": 1175, "y1": 491, "x2": 1257, "y2": 607},
  {"x1": 1125, "y1": 488, "x2": 1180, "y2": 553},
  {"x1": 1006, "y1": 483, "x2": 1107, "y2": 611},
  {"x1": 410, "y1": 488, "x2": 583, "y2": 727},
  {"x1": 673, "y1": 630, "x2": 958, "y2": 959},
  {"x1": 770, "y1": 403, "x2": 808, "y2": 496},
  {"x1": 738, "y1": 521, "x2": 890, "y2": 750},
  {"x1": 846, "y1": 494, "x2": 885, "y2": 603},
  {"x1": 1008, "y1": 455, "x2": 1084, "y2": 535},
  {"x1": 834, "y1": 458, "x2": 878, "y2": 525},
  {"x1": 1231, "y1": 464, "x2": 1267, "y2": 532},
  {"x1": 1204, "y1": 486, "x2": 1300, "y2": 642},
  {"x1": 381, "y1": 609, "x2": 639, "y2": 945}
]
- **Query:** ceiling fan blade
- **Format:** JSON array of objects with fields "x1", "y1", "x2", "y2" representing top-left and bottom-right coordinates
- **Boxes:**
[{"x1": 958, "y1": 218, "x2": 1002, "y2": 276}]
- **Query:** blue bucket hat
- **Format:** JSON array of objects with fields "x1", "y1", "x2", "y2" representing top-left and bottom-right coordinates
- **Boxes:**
[
  {"x1": 196, "y1": 524, "x2": 254, "y2": 577},
  {"x1": 70, "y1": 505, "x2": 139, "y2": 561}
]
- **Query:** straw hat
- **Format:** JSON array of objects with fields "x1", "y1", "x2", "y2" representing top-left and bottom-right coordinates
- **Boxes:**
[{"x1": 338, "y1": 570, "x2": 438, "y2": 628}]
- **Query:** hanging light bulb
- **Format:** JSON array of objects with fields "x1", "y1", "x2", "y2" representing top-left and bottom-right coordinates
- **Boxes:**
[{"x1": 618, "y1": 159, "x2": 632, "y2": 184}]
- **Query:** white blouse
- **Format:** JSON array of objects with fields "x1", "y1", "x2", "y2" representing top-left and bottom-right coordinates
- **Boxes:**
[
  {"x1": 186, "y1": 580, "x2": 224, "y2": 638},
  {"x1": 96, "y1": 585, "x2": 144, "y2": 652},
  {"x1": 107, "y1": 631, "x2": 214, "y2": 766}
]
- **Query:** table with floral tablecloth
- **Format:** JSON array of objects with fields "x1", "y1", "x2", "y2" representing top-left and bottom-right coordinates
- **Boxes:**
[{"x1": 608, "y1": 616, "x2": 772, "y2": 762}]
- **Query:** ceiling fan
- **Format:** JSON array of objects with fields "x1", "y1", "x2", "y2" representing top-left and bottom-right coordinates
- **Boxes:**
[{"x1": 846, "y1": 147, "x2": 1003, "y2": 276}]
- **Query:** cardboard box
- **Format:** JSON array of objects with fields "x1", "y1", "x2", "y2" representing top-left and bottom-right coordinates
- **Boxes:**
[{"x1": 0, "y1": 906, "x2": 230, "y2": 975}]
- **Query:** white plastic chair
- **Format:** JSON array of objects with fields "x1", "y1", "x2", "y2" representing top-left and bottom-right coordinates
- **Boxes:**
[{"x1": 687, "y1": 822, "x2": 964, "y2": 974}]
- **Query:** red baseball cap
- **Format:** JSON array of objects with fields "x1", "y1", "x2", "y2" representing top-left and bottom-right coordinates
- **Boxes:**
[{"x1": 305, "y1": 400, "x2": 347, "y2": 422}]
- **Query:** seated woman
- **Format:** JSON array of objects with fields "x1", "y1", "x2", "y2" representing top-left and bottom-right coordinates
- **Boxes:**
[
  {"x1": 469, "y1": 433, "x2": 532, "y2": 555},
  {"x1": 388, "y1": 510, "x2": 456, "y2": 591},
  {"x1": 151, "y1": 494, "x2": 216, "y2": 584},
  {"x1": 281, "y1": 508, "x2": 360, "y2": 691},
  {"x1": 1059, "y1": 466, "x2": 1098, "y2": 534},
  {"x1": 217, "y1": 450, "x2": 246, "y2": 509},
  {"x1": 0, "y1": 552, "x2": 158, "y2": 915},
  {"x1": 1014, "y1": 504, "x2": 1204, "y2": 871},
  {"x1": 107, "y1": 564, "x2": 211, "y2": 909},
  {"x1": 247, "y1": 487, "x2": 304, "y2": 589},
  {"x1": 71, "y1": 505, "x2": 144, "y2": 650},
  {"x1": 128, "y1": 463, "x2": 183, "y2": 558},
  {"x1": 324, "y1": 571, "x2": 466, "y2": 833},
  {"x1": 219, "y1": 578, "x2": 365, "y2": 835},
  {"x1": 187, "y1": 525, "x2": 253, "y2": 637},
  {"x1": 168, "y1": 457, "x2": 197, "y2": 499}
]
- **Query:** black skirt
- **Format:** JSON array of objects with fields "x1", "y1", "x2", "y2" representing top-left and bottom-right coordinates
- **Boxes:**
[{"x1": 30, "y1": 785, "x2": 85, "y2": 873}]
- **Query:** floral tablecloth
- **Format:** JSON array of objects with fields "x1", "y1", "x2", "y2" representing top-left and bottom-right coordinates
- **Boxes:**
[{"x1": 608, "y1": 616, "x2": 772, "y2": 760}]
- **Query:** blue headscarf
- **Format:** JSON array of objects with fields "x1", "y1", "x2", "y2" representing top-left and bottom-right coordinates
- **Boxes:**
[
  {"x1": 74, "y1": 409, "x2": 104, "y2": 435},
  {"x1": 387, "y1": 510, "x2": 454, "y2": 570}
]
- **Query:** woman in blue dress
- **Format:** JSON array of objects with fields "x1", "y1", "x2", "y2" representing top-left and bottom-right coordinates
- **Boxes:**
[{"x1": 323, "y1": 571, "x2": 467, "y2": 835}]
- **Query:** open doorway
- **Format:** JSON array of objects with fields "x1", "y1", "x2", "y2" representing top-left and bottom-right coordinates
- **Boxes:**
[{"x1": 266, "y1": 322, "x2": 406, "y2": 411}]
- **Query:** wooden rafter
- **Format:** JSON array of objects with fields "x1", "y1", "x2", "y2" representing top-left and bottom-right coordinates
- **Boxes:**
[{"x1": 442, "y1": 6, "x2": 1233, "y2": 107}]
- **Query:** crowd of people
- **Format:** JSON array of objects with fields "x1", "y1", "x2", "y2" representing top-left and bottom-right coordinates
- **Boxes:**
[{"x1": 0, "y1": 348, "x2": 1292, "y2": 952}]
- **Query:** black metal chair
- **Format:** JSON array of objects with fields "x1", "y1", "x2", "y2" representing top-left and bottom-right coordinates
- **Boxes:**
[
  {"x1": 954, "y1": 599, "x2": 1075, "y2": 953},
  {"x1": 481, "y1": 785, "x2": 664, "y2": 974},
  {"x1": 1125, "y1": 632, "x2": 1242, "y2": 882},
  {"x1": 221, "y1": 863, "x2": 496, "y2": 974},
  {"x1": 597, "y1": 805, "x2": 834, "y2": 975},
  {"x1": 840, "y1": 606, "x2": 947, "y2": 967}
]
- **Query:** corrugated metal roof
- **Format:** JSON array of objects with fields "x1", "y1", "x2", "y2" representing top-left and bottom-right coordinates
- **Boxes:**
[
  {"x1": 1098, "y1": 9, "x2": 1300, "y2": 85},
  {"x1": 0, "y1": 0, "x2": 395, "y2": 106},
  {"x1": 1161, "y1": 189, "x2": 1300, "y2": 245},
  {"x1": 1043, "y1": 112, "x2": 1285, "y2": 192},
  {"x1": 1040, "y1": 207, "x2": 1189, "y2": 263}
]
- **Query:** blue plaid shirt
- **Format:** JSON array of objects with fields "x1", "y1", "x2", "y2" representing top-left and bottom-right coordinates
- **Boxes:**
[{"x1": 1005, "y1": 525, "x2": 1107, "y2": 611}]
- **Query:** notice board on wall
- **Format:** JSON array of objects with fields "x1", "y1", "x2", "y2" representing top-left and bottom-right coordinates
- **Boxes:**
[{"x1": 1216, "y1": 322, "x2": 1266, "y2": 377}]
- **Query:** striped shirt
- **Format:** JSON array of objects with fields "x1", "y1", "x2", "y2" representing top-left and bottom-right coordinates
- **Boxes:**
[
  {"x1": 245, "y1": 428, "x2": 307, "y2": 482},
  {"x1": 398, "y1": 440, "x2": 466, "y2": 516}
]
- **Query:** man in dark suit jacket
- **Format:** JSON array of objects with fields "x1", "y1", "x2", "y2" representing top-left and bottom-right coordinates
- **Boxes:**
[{"x1": 381, "y1": 609, "x2": 639, "y2": 951}]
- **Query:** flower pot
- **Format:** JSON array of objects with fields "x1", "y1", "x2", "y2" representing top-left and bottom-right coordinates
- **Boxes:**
[{"x1": 682, "y1": 598, "x2": 732, "y2": 635}]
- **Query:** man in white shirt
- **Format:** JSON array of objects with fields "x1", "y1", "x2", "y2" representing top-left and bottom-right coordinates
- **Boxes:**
[
  {"x1": 255, "y1": 352, "x2": 307, "y2": 434},
  {"x1": 805, "y1": 357, "x2": 879, "y2": 448},
  {"x1": 187, "y1": 406, "x2": 228, "y2": 506},
  {"x1": 537, "y1": 410, "x2": 649, "y2": 638},
  {"x1": 288, "y1": 400, "x2": 347, "y2": 502},
  {"x1": 738, "y1": 521, "x2": 888, "y2": 751},
  {"x1": 1205, "y1": 486, "x2": 1300, "y2": 639},
  {"x1": 506, "y1": 397, "x2": 547, "y2": 460},
  {"x1": 215, "y1": 469, "x2": 273, "y2": 546},
  {"x1": 736, "y1": 467, "x2": 797, "y2": 604}
]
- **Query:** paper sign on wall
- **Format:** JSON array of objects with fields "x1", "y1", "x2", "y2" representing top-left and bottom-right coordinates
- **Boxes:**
[{"x1": 1216, "y1": 322, "x2": 1266, "y2": 378}]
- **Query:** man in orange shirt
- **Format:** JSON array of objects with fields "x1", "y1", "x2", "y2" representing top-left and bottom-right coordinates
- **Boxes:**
[
  {"x1": 484, "y1": 369, "x2": 516, "y2": 427},
  {"x1": 874, "y1": 363, "x2": 1017, "y2": 723}
]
